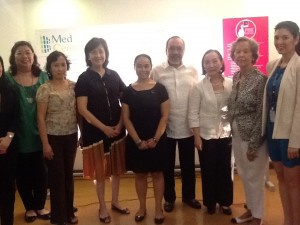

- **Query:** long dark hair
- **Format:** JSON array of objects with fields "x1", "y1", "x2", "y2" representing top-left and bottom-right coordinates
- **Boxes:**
[{"x1": 9, "y1": 41, "x2": 41, "y2": 76}]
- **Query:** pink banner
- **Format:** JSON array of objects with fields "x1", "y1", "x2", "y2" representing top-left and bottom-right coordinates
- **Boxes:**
[{"x1": 223, "y1": 16, "x2": 268, "y2": 77}]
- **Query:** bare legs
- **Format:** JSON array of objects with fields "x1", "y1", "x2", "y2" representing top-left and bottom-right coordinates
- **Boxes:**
[
  {"x1": 135, "y1": 172, "x2": 164, "y2": 218},
  {"x1": 95, "y1": 178, "x2": 109, "y2": 218},
  {"x1": 95, "y1": 175, "x2": 127, "y2": 219},
  {"x1": 135, "y1": 173, "x2": 148, "y2": 215},
  {"x1": 273, "y1": 162, "x2": 300, "y2": 225}
]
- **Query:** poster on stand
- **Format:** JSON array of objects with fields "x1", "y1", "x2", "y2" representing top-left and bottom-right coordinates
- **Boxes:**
[{"x1": 223, "y1": 16, "x2": 268, "y2": 77}]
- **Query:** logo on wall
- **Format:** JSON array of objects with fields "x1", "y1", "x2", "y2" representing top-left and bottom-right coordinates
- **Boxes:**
[
  {"x1": 40, "y1": 36, "x2": 52, "y2": 53},
  {"x1": 235, "y1": 19, "x2": 257, "y2": 38},
  {"x1": 38, "y1": 34, "x2": 73, "y2": 54}
]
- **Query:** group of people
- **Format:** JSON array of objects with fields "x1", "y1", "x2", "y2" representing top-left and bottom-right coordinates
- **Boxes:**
[{"x1": 0, "y1": 20, "x2": 299, "y2": 225}]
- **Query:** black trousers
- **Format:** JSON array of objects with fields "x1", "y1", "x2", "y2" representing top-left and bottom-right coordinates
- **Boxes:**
[
  {"x1": 199, "y1": 137, "x2": 233, "y2": 208},
  {"x1": 163, "y1": 136, "x2": 196, "y2": 202},
  {"x1": 16, "y1": 151, "x2": 48, "y2": 211},
  {"x1": 47, "y1": 133, "x2": 77, "y2": 224},
  {"x1": 0, "y1": 147, "x2": 17, "y2": 225}
]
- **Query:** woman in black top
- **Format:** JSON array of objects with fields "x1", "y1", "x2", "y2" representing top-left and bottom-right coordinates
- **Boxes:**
[
  {"x1": 0, "y1": 56, "x2": 19, "y2": 225},
  {"x1": 75, "y1": 38, "x2": 129, "y2": 224}
]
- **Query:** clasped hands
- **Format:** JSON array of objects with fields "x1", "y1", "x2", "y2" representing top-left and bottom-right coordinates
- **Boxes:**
[{"x1": 138, "y1": 138, "x2": 157, "y2": 150}]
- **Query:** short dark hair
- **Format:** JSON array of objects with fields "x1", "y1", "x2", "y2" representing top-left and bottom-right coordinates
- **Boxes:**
[
  {"x1": 84, "y1": 38, "x2": 109, "y2": 68},
  {"x1": 165, "y1": 36, "x2": 185, "y2": 52},
  {"x1": 201, "y1": 49, "x2": 225, "y2": 75},
  {"x1": 9, "y1": 41, "x2": 41, "y2": 76},
  {"x1": 230, "y1": 37, "x2": 259, "y2": 64},
  {"x1": 275, "y1": 21, "x2": 299, "y2": 38},
  {"x1": 134, "y1": 54, "x2": 152, "y2": 68},
  {"x1": 45, "y1": 51, "x2": 71, "y2": 80}
]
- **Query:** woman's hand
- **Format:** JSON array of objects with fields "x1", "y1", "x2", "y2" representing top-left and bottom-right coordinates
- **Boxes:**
[
  {"x1": 137, "y1": 140, "x2": 148, "y2": 150},
  {"x1": 103, "y1": 126, "x2": 120, "y2": 138},
  {"x1": 43, "y1": 144, "x2": 54, "y2": 160},
  {"x1": 287, "y1": 147, "x2": 299, "y2": 159},
  {"x1": 145, "y1": 138, "x2": 157, "y2": 149},
  {"x1": 0, "y1": 136, "x2": 12, "y2": 154},
  {"x1": 246, "y1": 148, "x2": 257, "y2": 161},
  {"x1": 194, "y1": 135, "x2": 203, "y2": 151}
]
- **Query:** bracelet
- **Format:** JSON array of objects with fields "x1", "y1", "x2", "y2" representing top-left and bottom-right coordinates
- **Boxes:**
[
  {"x1": 152, "y1": 137, "x2": 158, "y2": 143},
  {"x1": 136, "y1": 139, "x2": 142, "y2": 146}
]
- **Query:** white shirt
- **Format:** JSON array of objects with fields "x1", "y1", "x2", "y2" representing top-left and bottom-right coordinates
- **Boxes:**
[
  {"x1": 151, "y1": 61, "x2": 198, "y2": 138},
  {"x1": 188, "y1": 76, "x2": 232, "y2": 140}
]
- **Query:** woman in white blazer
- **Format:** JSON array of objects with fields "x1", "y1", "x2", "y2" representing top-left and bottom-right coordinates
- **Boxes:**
[
  {"x1": 188, "y1": 50, "x2": 233, "y2": 215},
  {"x1": 262, "y1": 21, "x2": 300, "y2": 225}
]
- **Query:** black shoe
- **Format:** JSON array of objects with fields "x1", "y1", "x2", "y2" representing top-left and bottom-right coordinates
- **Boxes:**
[
  {"x1": 135, "y1": 212, "x2": 146, "y2": 222},
  {"x1": 68, "y1": 216, "x2": 78, "y2": 224},
  {"x1": 163, "y1": 201, "x2": 174, "y2": 212},
  {"x1": 154, "y1": 217, "x2": 165, "y2": 224},
  {"x1": 221, "y1": 206, "x2": 232, "y2": 215},
  {"x1": 207, "y1": 206, "x2": 216, "y2": 214},
  {"x1": 36, "y1": 210, "x2": 51, "y2": 220},
  {"x1": 182, "y1": 199, "x2": 201, "y2": 209},
  {"x1": 24, "y1": 212, "x2": 37, "y2": 223}
]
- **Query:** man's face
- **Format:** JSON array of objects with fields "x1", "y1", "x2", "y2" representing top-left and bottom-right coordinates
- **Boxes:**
[{"x1": 166, "y1": 38, "x2": 185, "y2": 67}]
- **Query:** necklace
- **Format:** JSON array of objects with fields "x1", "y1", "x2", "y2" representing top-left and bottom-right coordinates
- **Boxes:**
[{"x1": 16, "y1": 75, "x2": 36, "y2": 104}]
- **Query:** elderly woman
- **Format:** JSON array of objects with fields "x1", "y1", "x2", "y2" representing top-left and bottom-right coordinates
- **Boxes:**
[
  {"x1": 188, "y1": 50, "x2": 233, "y2": 215},
  {"x1": 228, "y1": 37, "x2": 268, "y2": 225},
  {"x1": 263, "y1": 21, "x2": 300, "y2": 225}
]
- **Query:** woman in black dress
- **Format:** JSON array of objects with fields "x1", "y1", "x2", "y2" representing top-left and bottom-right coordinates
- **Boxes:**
[{"x1": 122, "y1": 54, "x2": 170, "y2": 224}]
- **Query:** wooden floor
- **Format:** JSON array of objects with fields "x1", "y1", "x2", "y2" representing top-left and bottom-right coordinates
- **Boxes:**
[{"x1": 14, "y1": 169, "x2": 283, "y2": 225}]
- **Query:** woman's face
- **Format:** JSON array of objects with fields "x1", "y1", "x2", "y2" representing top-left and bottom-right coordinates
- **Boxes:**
[
  {"x1": 233, "y1": 41, "x2": 254, "y2": 69},
  {"x1": 135, "y1": 56, "x2": 152, "y2": 79},
  {"x1": 203, "y1": 51, "x2": 223, "y2": 76},
  {"x1": 274, "y1": 28, "x2": 299, "y2": 56},
  {"x1": 14, "y1": 45, "x2": 34, "y2": 69},
  {"x1": 50, "y1": 56, "x2": 67, "y2": 80},
  {"x1": 88, "y1": 45, "x2": 106, "y2": 68}
]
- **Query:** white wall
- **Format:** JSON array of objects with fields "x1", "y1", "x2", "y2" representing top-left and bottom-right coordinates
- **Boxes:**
[{"x1": 1, "y1": 0, "x2": 299, "y2": 70}]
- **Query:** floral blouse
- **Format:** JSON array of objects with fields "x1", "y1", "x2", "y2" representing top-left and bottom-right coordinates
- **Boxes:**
[
  {"x1": 228, "y1": 68, "x2": 267, "y2": 151},
  {"x1": 36, "y1": 79, "x2": 77, "y2": 135}
]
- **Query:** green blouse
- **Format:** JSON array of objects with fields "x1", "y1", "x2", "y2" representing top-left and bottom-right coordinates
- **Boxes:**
[{"x1": 6, "y1": 71, "x2": 48, "y2": 153}]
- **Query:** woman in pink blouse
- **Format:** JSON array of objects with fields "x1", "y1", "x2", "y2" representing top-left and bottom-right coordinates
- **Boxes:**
[{"x1": 37, "y1": 51, "x2": 78, "y2": 225}]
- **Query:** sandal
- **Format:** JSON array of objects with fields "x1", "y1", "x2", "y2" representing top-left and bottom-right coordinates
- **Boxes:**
[{"x1": 99, "y1": 215, "x2": 111, "y2": 224}]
